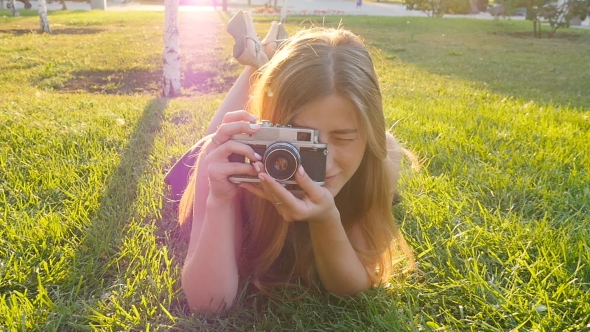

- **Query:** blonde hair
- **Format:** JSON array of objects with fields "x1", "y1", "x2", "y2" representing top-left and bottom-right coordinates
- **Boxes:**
[{"x1": 179, "y1": 28, "x2": 414, "y2": 295}]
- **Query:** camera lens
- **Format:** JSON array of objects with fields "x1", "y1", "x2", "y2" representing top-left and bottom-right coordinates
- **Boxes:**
[{"x1": 264, "y1": 142, "x2": 300, "y2": 181}]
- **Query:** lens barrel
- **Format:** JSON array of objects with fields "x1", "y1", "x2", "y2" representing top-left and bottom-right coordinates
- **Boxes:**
[{"x1": 264, "y1": 142, "x2": 300, "y2": 181}]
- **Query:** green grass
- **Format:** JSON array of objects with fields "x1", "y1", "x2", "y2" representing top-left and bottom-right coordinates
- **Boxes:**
[{"x1": 1, "y1": 10, "x2": 589, "y2": 331}]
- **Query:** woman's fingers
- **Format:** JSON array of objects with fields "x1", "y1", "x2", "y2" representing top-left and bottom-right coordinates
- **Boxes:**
[
  {"x1": 206, "y1": 140, "x2": 262, "y2": 164},
  {"x1": 259, "y1": 166, "x2": 323, "y2": 203},
  {"x1": 207, "y1": 161, "x2": 259, "y2": 182},
  {"x1": 293, "y1": 166, "x2": 325, "y2": 202},
  {"x1": 235, "y1": 161, "x2": 334, "y2": 223},
  {"x1": 238, "y1": 182, "x2": 266, "y2": 199},
  {"x1": 253, "y1": 166, "x2": 335, "y2": 223},
  {"x1": 257, "y1": 172, "x2": 307, "y2": 220},
  {"x1": 206, "y1": 110, "x2": 260, "y2": 159},
  {"x1": 203, "y1": 110, "x2": 260, "y2": 201},
  {"x1": 221, "y1": 110, "x2": 258, "y2": 124},
  {"x1": 257, "y1": 173, "x2": 291, "y2": 201},
  {"x1": 212, "y1": 110, "x2": 259, "y2": 144},
  {"x1": 237, "y1": 161, "x2": 266, "y2": 198},
  {"x1": 214, "y1": 121, "x2": 261, "y2": 144}
]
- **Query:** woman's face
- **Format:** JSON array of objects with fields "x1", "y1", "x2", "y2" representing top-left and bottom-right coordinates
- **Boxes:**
[{"x1": 290, "y1": 93, "x2": 367, "y2": 197}]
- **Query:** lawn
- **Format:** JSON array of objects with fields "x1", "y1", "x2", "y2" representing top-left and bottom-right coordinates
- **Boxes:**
[{"x1": 1, "y1": 9, "x2": 589, "y2": 331}]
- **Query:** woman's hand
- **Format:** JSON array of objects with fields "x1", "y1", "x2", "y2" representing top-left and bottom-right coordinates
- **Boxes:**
[
  {"x1": 204, "y1": 110, "x2": 263, "y2": 203},
  {"x1": 239, "y1": 165, "x2": 339, "y2": 224}
]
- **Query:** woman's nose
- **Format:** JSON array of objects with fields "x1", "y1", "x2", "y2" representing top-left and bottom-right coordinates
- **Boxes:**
[{"x1": 325, "y1": 144, "x2": 334, "y2": 172}]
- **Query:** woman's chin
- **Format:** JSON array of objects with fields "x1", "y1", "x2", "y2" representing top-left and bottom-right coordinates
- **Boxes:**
[{"x1": 324, "y1": 182, "x2": 343, "y2": 197}]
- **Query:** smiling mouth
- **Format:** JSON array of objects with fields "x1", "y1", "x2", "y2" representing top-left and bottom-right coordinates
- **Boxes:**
[{"x1": 325, "y1": 175, "x2": 336, "y2": 184}]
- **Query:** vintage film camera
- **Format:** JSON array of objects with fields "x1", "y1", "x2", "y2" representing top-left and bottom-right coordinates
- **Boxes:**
[{"x1": 228, "y1": 121, "x2": 328, "y2": 186}]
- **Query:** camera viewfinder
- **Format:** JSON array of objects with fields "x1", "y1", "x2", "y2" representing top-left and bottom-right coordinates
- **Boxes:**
[{"x1": 297, "y1": 132, "x2": 311, "y2": 142}]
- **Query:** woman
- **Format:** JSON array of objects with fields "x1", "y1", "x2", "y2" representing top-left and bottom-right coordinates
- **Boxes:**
[{"x1": 166, "y1": 11, "x2": 415, "y2": 314}]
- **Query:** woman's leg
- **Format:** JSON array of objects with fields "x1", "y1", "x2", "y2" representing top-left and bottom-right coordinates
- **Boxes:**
[
  {"x1": 205, "y1": 12, "x2": 290, "y2": 135},
  {"x1": 206, "y1": 65, "x2": 258, "y2": 135},
  {"x1": 166, "y1": 66, "x2": 258, "y2": 200},
  {"x1": 167, "y1": 11, "x2": 282, "y2": 199}
]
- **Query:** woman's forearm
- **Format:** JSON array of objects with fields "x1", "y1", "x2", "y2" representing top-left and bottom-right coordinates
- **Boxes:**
[
  {"x1": 182, "y1": 196, "x2": 241, "y2": 313},
  {"x1": 206, "y1": 66, "x2": 257, "y2": 135},
  {"x1": 308, "y1": 214, "x2": 372, "y2": 296},
  {"x1": 181, "y1": 151, "x2": 242, "y2": 313}
]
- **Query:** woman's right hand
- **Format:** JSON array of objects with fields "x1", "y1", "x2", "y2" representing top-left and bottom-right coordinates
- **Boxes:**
[{"x1": 203, "y1": 110, "x2": 263, "y2": 203}]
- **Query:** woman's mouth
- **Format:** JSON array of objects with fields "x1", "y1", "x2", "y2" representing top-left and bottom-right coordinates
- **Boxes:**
[{"x1": 325, "y1": 175, "x2": 336, "y2": 184}]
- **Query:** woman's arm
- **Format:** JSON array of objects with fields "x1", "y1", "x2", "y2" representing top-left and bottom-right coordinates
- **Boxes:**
[
  {"x1": 206, "y1": 66, "x2": 257, "y2": 135},
  {"x1": 311, "y1": 133, "x2": 414, "y2": 293},
  {"x1": 308, "y1": 212, "x2": 373, "y2": 295},
  {"x1": 241, "y1": 169, "x2": 373, "y2": 296},
  {"x1": 181, "y1": 114, "x2": 264, "y2": 313},
  {"x1": 181, "y1": 147, "x2": 244, "y2": 313},
  {"x1": 180, "y1": 65, "x2": 260, "y2": 314}
]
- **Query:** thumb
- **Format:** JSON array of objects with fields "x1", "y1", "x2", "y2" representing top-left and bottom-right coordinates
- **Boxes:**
[{"x1": 294, "y1": 165, "x2": 323, "y2": 201}]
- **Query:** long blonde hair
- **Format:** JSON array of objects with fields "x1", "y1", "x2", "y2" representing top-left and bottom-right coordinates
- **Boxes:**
[{"x1": 179, "y1": 28, "x2": 414, "y2": 294}]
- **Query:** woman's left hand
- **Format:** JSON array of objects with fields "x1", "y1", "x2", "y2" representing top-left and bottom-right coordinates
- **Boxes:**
[{"x1": 239, "y1": 164, "x2": 339, "y2": 224}]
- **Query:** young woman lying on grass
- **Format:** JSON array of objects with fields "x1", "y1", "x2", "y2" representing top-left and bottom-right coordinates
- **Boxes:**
[{"x1": 165, "y1": 11, "x2": 416, "y2": 314}]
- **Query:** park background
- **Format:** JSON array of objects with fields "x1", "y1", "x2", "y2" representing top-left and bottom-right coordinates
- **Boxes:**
[
  {"x1": 1, "y1": 2, "x2": 589, "y2": 331},
  {"x1": 4, "y1": 0, "x2": 590, "y2": 26}
]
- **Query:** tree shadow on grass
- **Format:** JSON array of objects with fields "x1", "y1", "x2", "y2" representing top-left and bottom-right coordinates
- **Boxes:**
[
  {"x1": 77, "y1": 97, "x2": 168, "y2": 312},
  {"x1": 155, "y1": 186, "x2": 193, "y2": 317},
  {"x1": 77, "y1": 96, "x2": 205, "y2": 324}
]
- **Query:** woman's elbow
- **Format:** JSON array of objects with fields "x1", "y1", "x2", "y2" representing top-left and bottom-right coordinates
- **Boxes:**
[
  {"x1": 324, "y1": 280, "x2": 372, "y2": 297},
  {"x1": 181, "y1": 270, "x2": 237, "y2": 315}
]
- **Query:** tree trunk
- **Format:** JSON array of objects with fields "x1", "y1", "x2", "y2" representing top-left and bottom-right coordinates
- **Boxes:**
[
  {"x1": 38, "y1": 0, "x2": 52, "y2": 33},
  {"x1": 9, "y1": 0, "x2": 20, "y2": 17},
  {"x1": 162, "y1": 0, "x2": 181, "y2": 97},
  {"x1": 470, "y1": 0, "x2": 479, "y2": 13},
  {"x1": 280, "y1": 0, "x2": 288, "y2": 22}
]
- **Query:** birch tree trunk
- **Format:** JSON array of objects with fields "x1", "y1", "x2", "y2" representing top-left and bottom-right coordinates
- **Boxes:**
[
  {"x1": 162, "y1": 0, "x2": 181, "y2": 97},
  {"x1": 8, "y1": 0, "x2": 20, "y2": 17},
  {"x1": 280, "y1": 0, "x2": 288, "y2": 22},
  {"x1": 38, "y1": 0, "x2": 52, "y2": 34}
]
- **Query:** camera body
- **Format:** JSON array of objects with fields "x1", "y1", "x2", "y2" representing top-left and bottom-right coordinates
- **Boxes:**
[{"x1": 228, "y1": 121, "x2": 328, "y2": 186}]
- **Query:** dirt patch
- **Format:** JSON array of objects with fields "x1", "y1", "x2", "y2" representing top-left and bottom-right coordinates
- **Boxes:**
[
  {"x1": 60, "y1": 70, "x2": 161, "y2": 94},
  {"x1": 58, "y1": 12, "x2": 237, "y2": 96}
]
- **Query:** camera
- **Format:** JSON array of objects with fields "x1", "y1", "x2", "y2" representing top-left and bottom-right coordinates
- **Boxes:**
[{"x1": 228, "y1": 120, "x2": 328, "y2": 186}]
